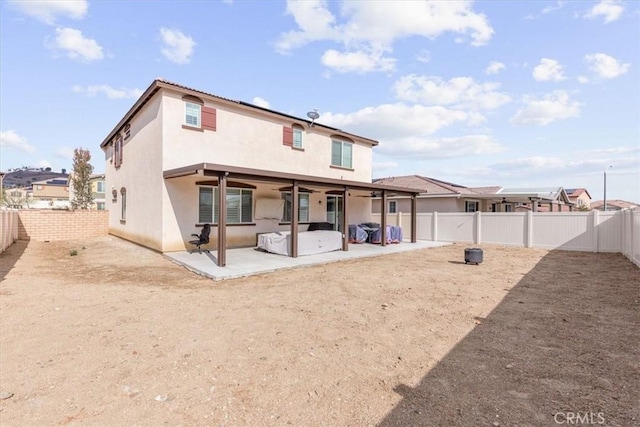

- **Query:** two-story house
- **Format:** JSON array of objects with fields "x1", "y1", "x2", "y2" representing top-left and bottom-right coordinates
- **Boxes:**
[
  {"x1": 100, "y1": 79, "x2": 418, "y2": 266},
  {"x1": 31, "y1": 177, "x2": 70, "y2": 209}
]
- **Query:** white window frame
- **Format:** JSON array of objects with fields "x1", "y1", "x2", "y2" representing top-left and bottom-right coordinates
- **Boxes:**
[
  {"x1": 281, "y1": 192, "x2": 310, "y2": 222},
  {"x1": 331, "y1": 139, "x2": 353, "y2": 168},
  {"x1": 198, "y1": 186, "x2": 253, "y2": 224},
  {"x1": 293, "y1": 127, "x2": 303, "y2": 148},
  {"x1": 465, "y1": 200, "x2": 479, "y2": 212},
  {"x1": 96, "y1": 181, "x2": 105, "y2": 192},
  {"x1": 185, "y1": 102, "x2": 201, "y2": 128}
]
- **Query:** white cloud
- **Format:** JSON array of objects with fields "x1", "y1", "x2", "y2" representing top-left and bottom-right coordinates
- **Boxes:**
[
  {"x1": 321, "y1": 49, "x2": 396, "y2": 73},
  {"x1": 373, "y1": 161, "x2": 399, "y2": 172},
  {"x1": 416, "y1": 50, "x2": 431, "y2": 64},
  {"x1": 8, "y1": 0, "x2": 87, "y2": 25},
  {"x1": 584, "y1": 0, "x2": 624, "y2": 24},
  {"x1": 577, "y1": 75, "x2": 590, "y2": 84},
  {"x1": 321, "y1": 103, "x2": 476, "y2": 140},
  {"x1": 485, "y1": 61, "x2": 505, "y2": 75},
  {"x1": 276, "y1": 0, "x2": 493, "y2": 73},
  {"x1": 55, "y1": 146, "x2": 75, "y2": 160},
  {"x1": 72, "y1": 84, "x2": 143, "y2": 99},
  {"x1": 252, "y1": 97, "x2": 271, "y2": 109},
  {"x1": 584, "y1": 53, "x2": 630, "y2": 79},
  {"x1": 393, "y1": 75, "x2": 511, "y2": 110},
  {"x1": 160, "y1": 28, "x2": 195, "y2": 64},
  {"x1": 511, "y1": 90, "x2": 582, "y2": 126},
  {"x1": 377, "y1": 134, "x2": 504, "y2": 159},
  {"x1": 33, "y1": 159, "x2": 53, "y2": 169},
  {"x1": 532, "y1": 58, "x2": 566, "y2": 81},
  {"x1": 48, "y1": 27, "x2": 104, "y2": 62},
  {"x1": 0, "y1": 130, "x2": 36, "y2": 152}
]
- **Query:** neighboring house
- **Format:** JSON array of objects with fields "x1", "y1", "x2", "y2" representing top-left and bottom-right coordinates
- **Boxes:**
[
  {"x1": 30, "y1": 177, "x2": 70, "y2": 209},
  {"x1": 564, "y1": 188, "x2": 591, "y2": 210},
  {"x1": 372, "y1": 175, "x2": 502, "y2": 213},
  {"x1": 590, "y1": 199, "x2": 639, "y2": 211},
  {"x1": 372, "y1": 176, "x2": 574, "y2": 213},
  {"x1": 2, "y1": 186, "x2": 32, "y2": 208},
  {"x1": 100, "y1": 79, "x2": 419, "y2": 265},
  {"x1": 90, "y1": 174, "x2": 106, "y2": 210},
  {"x1": 67, "y1": 173, "x2": 106, "y2": 210}
]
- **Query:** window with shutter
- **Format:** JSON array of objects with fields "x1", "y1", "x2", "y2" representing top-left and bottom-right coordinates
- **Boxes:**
[
  {"x1": 202, "y1": 106, "x2": 217, "y2": 131},
  {"x1": 185, "y1": 102, "x2": 201, "y2": 127},
  {"x1": 199, "y1": 186, "x2": 253, "y2": 224},
  {"x1": 283, "y1": 126, "x2": 293, "y2": 146}
]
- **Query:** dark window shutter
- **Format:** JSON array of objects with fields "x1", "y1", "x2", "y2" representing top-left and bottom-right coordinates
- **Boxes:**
[
  {"x1": 283, "y1": 126, "x2": 293, "y2": 146},
  {"x1": 202, "y1": 106, "x2": 217, "y2": 131}
]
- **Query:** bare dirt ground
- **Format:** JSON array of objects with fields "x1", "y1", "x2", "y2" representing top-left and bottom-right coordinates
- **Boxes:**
[{"x1": 0, "y1": 236, "x2": 638, "y2": 426}]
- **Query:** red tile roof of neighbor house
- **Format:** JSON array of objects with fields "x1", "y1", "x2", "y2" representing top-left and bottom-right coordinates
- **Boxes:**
[
  {"x1": 590, "y1": 200, "x2": 639, "y2": 209},
  {"x1": 565, "y1": 188, "x2": 592, "y2": 199},
  {"x1": 373, "y1": 175, "x2": 501, "y2": 196}
]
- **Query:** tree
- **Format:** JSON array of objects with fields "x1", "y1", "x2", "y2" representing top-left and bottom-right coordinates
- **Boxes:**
[{"x1": 70, "y1": 148, "x2": 94, "y2": 210}]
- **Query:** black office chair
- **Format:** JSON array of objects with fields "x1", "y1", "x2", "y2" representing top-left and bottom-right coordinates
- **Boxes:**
[{"x1": 189, "y1": 224, "x2": 211, "y2": 253}]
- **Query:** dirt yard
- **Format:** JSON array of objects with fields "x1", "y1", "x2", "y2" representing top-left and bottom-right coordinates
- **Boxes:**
[{"x1": 0, "y1": 236, "x2": 638, "y2": 426}]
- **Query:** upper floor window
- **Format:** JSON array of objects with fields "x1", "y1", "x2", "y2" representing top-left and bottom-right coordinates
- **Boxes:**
[
  {"x1": 331, "y1": 139, "x2": 353, "y2": 169},
  {"x1": 293, "y1": 126, "x2": 303, "y2": 149},
  {"x1": 199, "y1": 187, "x2": 253, "y2": 224},
  {"x1": 96, "y1": 182, "x2": 105, "y2": 192},
  {"x1": 114, "y1": 134, "x2": 123, "y2": 168},
  {"x1": 465, "y1": 201, "x2": 479, "y2": 212},
  {"x1": 185, "y1": 102, "x2": 201, "y2": 127},
  {"x1": 281, "y1": 192, "x2": 310, "y2": 222}
]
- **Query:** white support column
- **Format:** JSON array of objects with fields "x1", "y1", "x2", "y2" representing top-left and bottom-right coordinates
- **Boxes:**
[{"x1": 475, "y1": 211, "x2": 482, "y2": 244}]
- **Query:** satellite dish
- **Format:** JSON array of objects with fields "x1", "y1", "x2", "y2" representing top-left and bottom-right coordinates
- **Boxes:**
[{"x1": 306, "y1": 109, "x2": 319, "y2": 126}]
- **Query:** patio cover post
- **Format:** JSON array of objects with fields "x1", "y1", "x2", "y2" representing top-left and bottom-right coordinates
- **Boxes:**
[
  {"x1": 291, "y1": 180, "x2": 299, "y2": 258},
  {"x1": 217, "y1": 172, "x2": 227, "y2": 267},
  {"x1": 380, "y1": 190, "x2": 387, "y2": 246},
  {"x1": 342, "y1": 186, "x2": 349, "y2": 251},
  {"x1": 411, "y1": 194, "x2": 417, "y2": 243}
]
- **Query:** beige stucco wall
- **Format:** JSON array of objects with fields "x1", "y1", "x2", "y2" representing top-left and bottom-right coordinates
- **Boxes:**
[
  {"x1": 105, "y1": 95, "x2": 165, "y2": 251},
  {"x1": 161, "y1": 90, "x2": 373, "y2": 182}
]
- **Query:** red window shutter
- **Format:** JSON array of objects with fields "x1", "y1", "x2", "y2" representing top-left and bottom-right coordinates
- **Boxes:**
[
  {"x1": 283, "y1": 126, "x2": 293, "y2": 146},
  {"x1": 202, "y1": 106, "x2": 217, "y2": 131}
]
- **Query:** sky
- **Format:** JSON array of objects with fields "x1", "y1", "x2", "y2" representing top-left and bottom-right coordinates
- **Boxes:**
[{"x1": 1, "y1": 0, "x2": 639, "y2": 202}]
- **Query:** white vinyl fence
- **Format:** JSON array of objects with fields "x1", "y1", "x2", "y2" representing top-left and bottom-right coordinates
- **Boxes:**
[
  {"x1": 372, "y1": 208, "x2": 640, "y2": 268},
  {"x1": 1, "y1": 208, "x2": 19, "y2": 254}
]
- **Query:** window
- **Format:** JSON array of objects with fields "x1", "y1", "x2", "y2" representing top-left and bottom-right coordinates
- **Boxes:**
[
  {"x1": 465, "y1": 201, "x2": 479, "y2": 212},
  {"x1": 504, "y1": 204, "x2": 513, "y2": 212},
  {"x1": 293, "y1": 126, "x2": 303, "y2": 148},
  {"x1": 388, "y1": 200, "x2": 397, "y2": 214},
  {"x1": 185, "y1": 102, "x2": 201, "y2": 127},
  {"x1": 114, "y1": 134, "x2": 123, "y2": 168},
  {"x1": 199, "y1": 187, "x2": 253, "y2": 224},
  {"x1": 96, "y1": 182, "x2": 105, "y2": 192},
  {"x1": 331, "y1": 139, "x2": 353, "y2": 168},
  {"x1": 281, "y1": 192, "x2": 310, "y2": 222},
  {"x1": 97, "y1": 202, "x2": 105, "y2": 211},
  {"x1": 120, "y1": 188, "x2": 127, "y2": 221}
]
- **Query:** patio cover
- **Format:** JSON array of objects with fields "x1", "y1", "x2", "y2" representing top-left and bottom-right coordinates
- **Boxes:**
[{"x1": 164, "y1": 163, "x2": 421, "y2": 266}]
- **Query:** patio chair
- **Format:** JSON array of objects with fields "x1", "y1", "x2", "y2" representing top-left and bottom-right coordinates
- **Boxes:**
[{"x1": 189, "y1": 224, "x2": 211, "y2": 254}]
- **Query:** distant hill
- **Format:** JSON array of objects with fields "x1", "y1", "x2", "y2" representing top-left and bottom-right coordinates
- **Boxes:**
[{"x1": 2, "y1": 168, "x2": 68, "y2": 188}]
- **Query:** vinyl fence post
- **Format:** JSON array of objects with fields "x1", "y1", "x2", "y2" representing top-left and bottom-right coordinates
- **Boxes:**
[
  {"x1": 433, "y1": 211, "x2": 438, "y2": 242},
  {"x1": 475, "y1": 211, "x2": 481, "y2": 244},
  {"x1": 592, "y1": 209, "x2": 600, "y2": 253},
  {"x1": 526, "y1": 210, "x2": 533, "y2": 248}
]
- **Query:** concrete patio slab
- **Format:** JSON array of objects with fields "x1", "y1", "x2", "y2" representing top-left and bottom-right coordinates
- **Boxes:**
[{"x1": 165, "y1": 240, "x2": 450, "y2": 280}]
